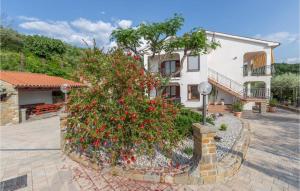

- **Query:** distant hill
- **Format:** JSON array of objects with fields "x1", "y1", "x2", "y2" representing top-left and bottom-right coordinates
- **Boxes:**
[
  {"x1": 274, "y1": 63, "x2": 300, "y2": 76},
  {"x1": 0, "y1": 27, "x2": 83, "y2": 79}
]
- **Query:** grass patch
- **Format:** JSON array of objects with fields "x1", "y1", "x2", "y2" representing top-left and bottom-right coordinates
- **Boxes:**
[
  {"x1": 219, "y1": 123, "x2": 228, "y2": 131},
  {"x1": 183, "y1": 147, "x2": 193, "y2": 156}
]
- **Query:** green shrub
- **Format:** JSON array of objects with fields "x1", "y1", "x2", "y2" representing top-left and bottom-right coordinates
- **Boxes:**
[
  {"x1": 269, "y1": 98, "x2": 278, "y2": 107},
  {"x1": 174, "y1": 108, "x2": 214, "y2": 137},
  {"x1": 232, "y1": 101, "x2": 243, "y2": 112},
  {"x1": 183, "y1": 147, "x2": 193, "y2": 156},
  {"x1": 219, "y1": 123, "x2": 228, "y2": 131}
]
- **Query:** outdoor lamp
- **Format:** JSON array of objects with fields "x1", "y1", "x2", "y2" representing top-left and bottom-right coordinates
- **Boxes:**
[{"x1": 198, "y1": 81, "x2": 212, "y2": 125}]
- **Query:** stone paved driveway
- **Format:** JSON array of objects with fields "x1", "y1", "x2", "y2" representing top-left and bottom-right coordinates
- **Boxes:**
[{"x1": 0, "y1": 109, "x2": 299, "y2": 191}]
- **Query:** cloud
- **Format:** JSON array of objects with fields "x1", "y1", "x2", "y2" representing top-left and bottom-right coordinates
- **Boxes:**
[
  {"x1": 117, "y1": 20, "x2": 132, "y2": 29},
  {"x1": 18, "y1": 16, "x2": 39, "y2": 21},
  {"x1": 18, "y1": 17, "x2": 133, "y2": 49},
  {"x1": 254, "y1": 32, "x2": 299, "y2": 44}
]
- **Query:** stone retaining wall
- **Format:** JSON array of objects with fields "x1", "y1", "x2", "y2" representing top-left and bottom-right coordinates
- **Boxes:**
[
  {"x1": 60, "y1": 115, "x2": 251, "y2": 185},
  {"x1": 0, "y1": 81, "x2": 19, "y2": 125}
]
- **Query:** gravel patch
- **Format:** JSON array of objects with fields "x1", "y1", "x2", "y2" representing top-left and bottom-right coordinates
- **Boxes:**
[
  {"x1": 120, "y1": 114, "x2": 242, "y2": 168},
  {"x1": 214, "y1": 114, "x2": 243, "y2": 160}
]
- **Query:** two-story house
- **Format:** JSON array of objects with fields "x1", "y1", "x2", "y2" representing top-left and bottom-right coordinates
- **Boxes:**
[{"x1": 144, "y1": 31, "x2": 280, "y2": 111}]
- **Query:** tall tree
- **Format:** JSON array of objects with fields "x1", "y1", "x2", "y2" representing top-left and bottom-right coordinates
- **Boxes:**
[
  {"x1": 111, "y1": 14, "x2": 219, "y2": 78},
  {"x1": 24, "y1": 35, "x2": 66, "y2": 59}
]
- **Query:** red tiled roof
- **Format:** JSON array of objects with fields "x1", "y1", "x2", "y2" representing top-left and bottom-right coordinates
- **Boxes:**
[{"x1": 0, "y1": 71, "x2": 84, "y2": 88}]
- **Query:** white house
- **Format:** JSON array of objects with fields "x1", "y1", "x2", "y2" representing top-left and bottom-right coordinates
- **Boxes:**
[{"x1": 144, "y1": 31, "x2": 280, "y2": 111}]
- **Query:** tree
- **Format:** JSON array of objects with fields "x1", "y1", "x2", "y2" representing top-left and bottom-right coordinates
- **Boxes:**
[
  {"x1": 24, "y1": 35, "x2": 66, "y2": 58},
  {"x1": 274, "y1": 63, "x2": 300, "y2": 76},
  {"x1": 111, "y1": 14, "x2": 219, "y2": 78},
  {"x1": 0, "y1": 27, "x2": 24, "y2": 51},
  {"x1": 66, "y1": 49, "x2": 181, "y2": 165},
  {"x1": 271, "y1": 73, "x2": 300, "y2": 102}
]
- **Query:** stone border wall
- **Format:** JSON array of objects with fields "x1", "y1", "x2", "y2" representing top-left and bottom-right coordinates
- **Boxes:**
[
  {"x1": 0, "y1": 80, "x2": 19, "y2": 125},
  {"x1": 60, "y1": 115, "x2": 251, "y2": 185}
]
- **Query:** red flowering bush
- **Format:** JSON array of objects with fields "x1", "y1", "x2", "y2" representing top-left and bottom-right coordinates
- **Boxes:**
[{"x1": 65, "y1": 49, "x2": 180, "y2": 165}]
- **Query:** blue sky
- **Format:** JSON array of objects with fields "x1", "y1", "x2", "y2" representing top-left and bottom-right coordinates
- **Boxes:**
[{"x1": 2, "y1": 0, "x2": 299, "y2": 63}]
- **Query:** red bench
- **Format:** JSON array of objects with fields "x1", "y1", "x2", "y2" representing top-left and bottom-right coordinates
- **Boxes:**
[{"x1": 32, "y1": 103, "x2": 63, "y2": 115}]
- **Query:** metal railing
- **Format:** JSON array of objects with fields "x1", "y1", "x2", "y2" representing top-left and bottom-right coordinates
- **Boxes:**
[
  {"x1": 243, "y1": 88, "x2": 270, "y2": 99},
  {"x1": 208, "y1": 68, "x2": 244, "y2": 96},
  {"x1": 243, "y1": 65, "x2": 275, "y2": 76},
  {"x1": 208, "y1": 68, "x2": 269, "y2": 99}
]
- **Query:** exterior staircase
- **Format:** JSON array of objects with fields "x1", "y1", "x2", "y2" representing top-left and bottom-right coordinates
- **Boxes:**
[{"x1": 208, "y1": 68, "x2": 268, "y2": 102}]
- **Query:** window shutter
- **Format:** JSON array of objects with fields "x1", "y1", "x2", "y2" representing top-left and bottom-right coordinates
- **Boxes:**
[
  {"x1": 162, "y1": 87, "x2": 166, "y2": 96},
  {"x1": 176, "y1": 86, "x2": 180, "y2": 98},
  {"x1": 175, "y1": 61, "x2": 180, "y2": 77},
  {"x1": 161, "y1": 62, "x2": 165, "y2": 75}
]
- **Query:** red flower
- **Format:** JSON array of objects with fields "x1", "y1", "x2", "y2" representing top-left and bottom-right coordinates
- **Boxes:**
[
  {"x1": 149, "y1": 99, "x2": 156, "y2": 105},
  {"x1": 131, "y1": 156, "x2": 136, "y2": 162},
  {"x1": 140, "y1": 124, "x2": 145, "y2": 129},
  {"x1": 120, "y1": 116, "x2": 126, "y2": 121},
  {"x1": 139, "y1": 69, "x2": 144, "y2": 75},
  {"x1": 125, "y1": 111, "x2": 129, "y2": 115},
  {"x1": 80, "y1": 137, "x2": 85, "y2": 143},
  {"x1": 127, "y1": 52, "x2": 132, "y2": 56},
  {"x1": 117, "y1": 124, "x2": 123, "y2": 129},
  {"x1": 148, "y1": 106, "x2": 156, "y2": 112},
  {"x1": 103, "y1": 141, "x2": 108, "y2": 146},
  {"x1": 100, "y1": 124, "x2": 106, "y2": 132},
  {"x1": 134, "y1": 55, "x2": 140, "y2": 61},
  {"x1": 118, "y1": 97, "x2": 125, "y2": 105},
  {"x1": 93, "y1": 139, "x2": 100, "y2": 147}
]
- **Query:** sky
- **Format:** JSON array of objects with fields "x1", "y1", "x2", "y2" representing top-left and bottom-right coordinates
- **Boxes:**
[{"x1": 1, "y1": 0, "x2": 299, "y2": 63}]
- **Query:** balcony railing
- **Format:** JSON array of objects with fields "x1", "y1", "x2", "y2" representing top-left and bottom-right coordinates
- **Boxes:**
[
  {"x1": 243, "y1": 65, "x2": 275, "y2": 76},
  {"x1": 160, "y1": 70, "x2": 180, "y2": 78},
  {"x1": 243, "y1": 88, "x2": 270, "y2": 99}
]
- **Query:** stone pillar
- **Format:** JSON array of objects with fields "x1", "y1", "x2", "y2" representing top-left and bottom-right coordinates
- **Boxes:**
[
  {"x1": 60, "y1": 113, "x2": 68, "y2": 150},
  {"x1": 246, "y1": 83, "x2": 251, "y2": 97},
  {"x1": 192, "y1": 123, "x2": 217, "y2": 184},
  {"x1": 20, "y1": 108, "x2": 27, "y2": 123},
  {"x1": 259, "y1": 101, "x2": 267, "y2": 113}
]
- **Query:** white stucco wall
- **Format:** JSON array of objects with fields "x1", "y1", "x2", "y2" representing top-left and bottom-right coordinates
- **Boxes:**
[
  {"x1": 144, "y1": 33, "x2": 277, "y2": 109},
  {"x1": 206, "y1": 34, "x2": 272, "y2": 86},
  {"x1": 18, "y1": 89, "x2": 53, "y2": 105},
  {"x1": 215, "y1": 89, "x2": 234, "y2": 104},
  {"x1": 146, "y1": 51, "x2": 208, "y2": 108}
]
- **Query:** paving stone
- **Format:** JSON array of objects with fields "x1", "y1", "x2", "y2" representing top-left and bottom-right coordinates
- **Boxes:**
[{"x1": 1, "y1": 109, "x2": 299, "y2": 190}]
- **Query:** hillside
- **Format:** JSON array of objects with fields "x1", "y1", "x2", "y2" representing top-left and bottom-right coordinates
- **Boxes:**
[
  {"x1": 274, "y1": 63, "x2": 300, "y2": 75},
  {"x1": 0, "y1": 27, "x2": 83, "y2": 79}
]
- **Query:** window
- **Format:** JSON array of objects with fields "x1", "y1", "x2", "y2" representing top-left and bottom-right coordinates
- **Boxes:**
[
  {"x1": 187, "y1": 55, "x2": 200, "y2": 71},
  {"x1": 0, "y1": 93, "x2": 7, "y2": 101},
  {"x1": 163, "y1": 86, "x2": 180, "y2": 98},
  {"x1": 188, "y1": 85, "x2": 200, "y2": 100},
  {"x1": 161, "y1": 60, "x2": 180, "y2": 77}
]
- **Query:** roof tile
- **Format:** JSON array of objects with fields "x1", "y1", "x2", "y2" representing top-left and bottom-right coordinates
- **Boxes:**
[{"x1": 0, "y1": 71, "x2": 84, "y2": 88}]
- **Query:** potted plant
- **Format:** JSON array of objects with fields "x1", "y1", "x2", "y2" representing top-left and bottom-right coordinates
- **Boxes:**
[
  {"x1": 210, "y1": 86, "x2": 218, "y2": 105},
  {"x1": 232, "y1": 101, "x2": 243, "y2": 118},
  {"x1": 269, "y1": 98, "x2": 278, "y2": 112}
]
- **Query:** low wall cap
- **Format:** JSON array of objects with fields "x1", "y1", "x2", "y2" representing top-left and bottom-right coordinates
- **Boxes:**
[{"x1": 192, "y1": 123, "x2": 217, "y2": 134}]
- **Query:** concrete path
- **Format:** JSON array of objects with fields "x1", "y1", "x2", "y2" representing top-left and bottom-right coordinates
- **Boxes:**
[{"x1": 0, "y1": 109, "x2": 299, "y2": 190}]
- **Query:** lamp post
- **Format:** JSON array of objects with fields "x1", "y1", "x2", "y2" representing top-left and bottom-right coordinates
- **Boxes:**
[
  {"x1": 198, "y1": 81, "x2": 212, "y2": 125},
  {"x1": 60, "y1": 84, "x2": 70, "y2": 112}
]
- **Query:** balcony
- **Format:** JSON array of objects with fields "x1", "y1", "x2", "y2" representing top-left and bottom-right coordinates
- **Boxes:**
[
  {"x1": 243, "y1": 87, "x2": 270, "y2": 99},
  {"x1": 243, "y1": 65, "x2": 275, "y2": 76}
]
